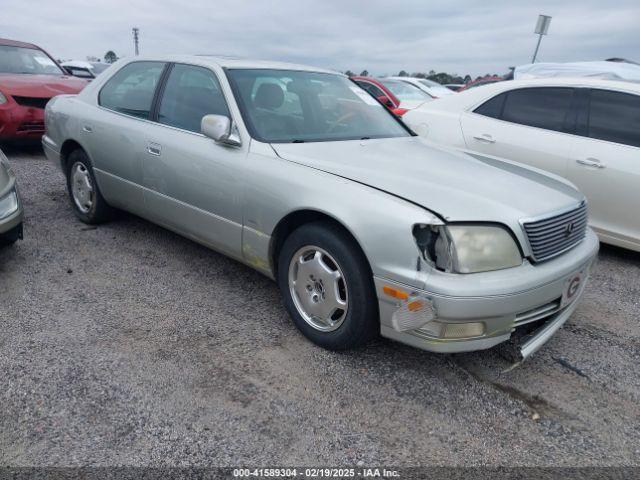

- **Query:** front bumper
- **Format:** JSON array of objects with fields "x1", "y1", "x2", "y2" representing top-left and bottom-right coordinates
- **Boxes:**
[
  {"x1": 0, "y1": 103, "x2": 45, "y2": 141},
  {"x1": 375, "y1": 228, "x2": 599, "y2": 359},
  {"x1": 0, "y1": 195, "x2": 23, "y2": 243}
]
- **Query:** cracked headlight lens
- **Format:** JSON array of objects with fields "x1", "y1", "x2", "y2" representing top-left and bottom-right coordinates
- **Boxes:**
[
  {"x1": 0, "y1": 190, "x2": 18, "y2": 219},
  {"x1": 414, "y1": 224, "x2": 522, "y2": 273}
]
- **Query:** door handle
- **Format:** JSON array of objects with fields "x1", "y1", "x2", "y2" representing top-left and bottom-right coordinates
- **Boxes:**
[
  {"x1": 82, "y1": 125, "x2": 93, "y2": 133},
  {"x1": 576, "y1": 158, "x2": 606, "y2": 169},
  {"x1": 472, "y1": 134, "x2": 495, "y2": 144},
  {"x1": 146, "y1": 143, "x2": 161, "y2": 156}
]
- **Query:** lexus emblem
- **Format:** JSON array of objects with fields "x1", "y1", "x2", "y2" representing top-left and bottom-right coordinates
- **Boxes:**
[{"x1": 564, "y1": 222, "x2": 575, "y2": 238}]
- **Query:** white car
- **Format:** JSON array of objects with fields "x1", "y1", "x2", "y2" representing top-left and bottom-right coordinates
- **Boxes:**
[
  {"x1": 387, "y1": 76, "x2": 454, "y2": 98},
  {"x1": 403, "y1": 77, "x2": 640, "y2": 251}
]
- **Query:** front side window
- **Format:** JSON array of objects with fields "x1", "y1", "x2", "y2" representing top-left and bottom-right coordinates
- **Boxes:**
[
  {"x1": 0, "y1": 45, "x2": 65, "y2": 75},
  {"x1": 158, "y1": 64, "x2": 230, "y2": 133},
  {"x1": 500, "y1": 87, "x2": 574, "y2": 133},
  {"x1": 379, "y1": 79, "x2": 431, "y2": 102},
  {"x1": 98, "y1": 61, "x2": 165, "y2": 119},
  {"x1": 588, "y1": 89, "x2": 640, "y2": 148},
  {"x1": 226, "y1": 69, "x2": 410, "y2": 143}
]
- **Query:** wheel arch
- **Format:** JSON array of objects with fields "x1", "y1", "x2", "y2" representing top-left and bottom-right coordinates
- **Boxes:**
[
  {"x1": 60, "y1": 138, "x2": 86, "y2": 173},
  {"x1": 269, "y1": 209, "x2": 373, "y2": 279}
]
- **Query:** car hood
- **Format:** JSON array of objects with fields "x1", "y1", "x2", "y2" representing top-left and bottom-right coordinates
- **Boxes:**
[
  {"x1": 0, "y1": 74, "x2": 87, "y2": 97},
  {"x1": 271, "y1": 136, "x2": 583, "y2": 223},
  {"x1": 398, "y1": 99, "x2": 428, "y2": 110}
]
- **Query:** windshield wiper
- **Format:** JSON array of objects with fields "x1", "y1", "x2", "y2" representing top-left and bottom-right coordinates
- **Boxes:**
[
  {"x1": 291, "y1": 139, "x2": 305, "y2": 143},
  {"x1": 360, "y1": 137, "x2": 371, "y2": 140}
]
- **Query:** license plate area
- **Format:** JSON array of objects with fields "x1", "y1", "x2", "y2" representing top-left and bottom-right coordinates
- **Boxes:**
[{"x1": 560, "y1": 269, "x2": 585, "y2": 308}]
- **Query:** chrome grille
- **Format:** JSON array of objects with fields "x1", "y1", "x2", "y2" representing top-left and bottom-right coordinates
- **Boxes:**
[
  {"x1": 13, "y1": 96, "x2": 50, "y2": 109},
  {"x1": 523, "y1": 202, "x2": 588, "y2": 262}
]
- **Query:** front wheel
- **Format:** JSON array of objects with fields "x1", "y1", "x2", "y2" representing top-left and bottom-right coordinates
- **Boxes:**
[{"x1": 277, "y1": 221, "x2": 378, "y2": 350}]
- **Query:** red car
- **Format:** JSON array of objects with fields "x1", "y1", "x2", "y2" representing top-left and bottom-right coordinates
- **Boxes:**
[
  {"x1": 351, "y1": 76, "x2": 430, "y2": 116},
  {"x1": 458, "y1": 75, "x2": 504, "y2": 92},
  {"x1": 0, "y1": 38, "x2": 87, "y2": 142}
]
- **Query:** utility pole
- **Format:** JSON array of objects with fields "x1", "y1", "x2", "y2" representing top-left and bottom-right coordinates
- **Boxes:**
[
  {"x1": 132, "y1": 27, "x2": 140, "y2": 56},
  {"x1": 531, "y1": 15, "x2": 551, "y2": 63}
]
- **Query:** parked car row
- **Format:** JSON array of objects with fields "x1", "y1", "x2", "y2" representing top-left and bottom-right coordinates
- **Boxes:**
[
  {"x1": 40, "y1": 55, "x2": 599, "y2": 362},
  {"x1": 4, "y1": 35, "x2": 636, "y2": 363}
]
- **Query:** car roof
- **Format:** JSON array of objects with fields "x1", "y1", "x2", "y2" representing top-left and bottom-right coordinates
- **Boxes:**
[
  {"x1": 417, "y1": 76, "x2": 640, "y2": 113},
  {"x1": 495, "y1": 77, "x2": 640, "y2": 91},
  {"x1": 0, "y1": 37, "x2": 40, "y2": 49},
  {"x1": 122, "y1": 54, "x2": 341, "y2": 75}
]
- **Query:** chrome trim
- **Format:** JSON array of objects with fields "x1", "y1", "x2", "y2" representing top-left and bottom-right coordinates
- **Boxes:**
[
  {"x1": 514, "y1": 299, "x2": 561, "y2": 326},
  {"x1": 519, "y1": 201, "x2": 588, "y2": 262}
]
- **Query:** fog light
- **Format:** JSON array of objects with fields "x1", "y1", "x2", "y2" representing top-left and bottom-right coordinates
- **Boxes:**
[
  {"x1": 442, "y1": 322, "x2": 485, "y2": 339},
  {"x1": 390, "y1": 295, "x2": 436, "y2": 332}
]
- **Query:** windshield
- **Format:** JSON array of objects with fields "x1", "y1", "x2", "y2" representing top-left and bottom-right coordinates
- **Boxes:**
[
  {"x1": 90, "y1": 63, "x2": 110, "y2": 74},
  {"x1": 379, "y1": 79, "x2": 431, "y2": 102},
  {"x1": 417, "y1": 79, "x2": 453, "y2": 96},
  {"x1": 0, "y1": 45, "x2": 65, "y2": 75},
  {"x1": 226, "y1": 69, "x2": 411, "y2": 143}
]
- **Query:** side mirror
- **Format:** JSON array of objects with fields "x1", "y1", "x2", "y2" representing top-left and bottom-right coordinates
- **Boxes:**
[
  {"x1": 377, "y1": 95, "x2": 394, "y2": 109},
  {"x1": 201, "y1": 114, "x2": 241, "y2": 147}
]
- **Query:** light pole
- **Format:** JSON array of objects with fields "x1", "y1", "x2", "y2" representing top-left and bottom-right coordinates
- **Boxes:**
[
  {"x1": 531, "y1": 15, "x2": 551, "y2": 63},
  {"x1": 132, "y1": 27, "x2": 140, "y2": 56}
]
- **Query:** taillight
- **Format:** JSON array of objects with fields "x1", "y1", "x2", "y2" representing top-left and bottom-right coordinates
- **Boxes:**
[{"x1": 393, "y1": 108, "x2": 408, "y2": 117}]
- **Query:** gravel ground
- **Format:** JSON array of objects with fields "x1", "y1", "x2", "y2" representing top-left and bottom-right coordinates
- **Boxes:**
[{"x1": 1, "y1": 145, "x2": 639, "y2": 467}]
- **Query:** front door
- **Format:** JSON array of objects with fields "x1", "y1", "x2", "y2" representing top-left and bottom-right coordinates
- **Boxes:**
[
  {"x1": 460, "y1": 87, "x2": 577, "y2": 176},
  {"x1": 142, "y1": 63, "x2": 246, "y2": 259}
]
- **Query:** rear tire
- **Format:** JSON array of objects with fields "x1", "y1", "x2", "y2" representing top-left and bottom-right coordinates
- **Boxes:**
[
  {"x1": 65, "y1": 149, "x2": 114, "y2": 224},
  {"x1": 277, "y1": 221, "x2": 378, "y2": 350}
]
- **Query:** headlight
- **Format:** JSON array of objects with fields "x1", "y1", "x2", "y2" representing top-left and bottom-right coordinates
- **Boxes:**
[
  {"x1": 0, "y1": 91, "x2": 7, "y2": 105},
  {"x1": 414, "y1": 224, "x2": 522, "y2": 273},
  {"x1": 0, "y1": 190, "x2": 19, "y2": 219}
]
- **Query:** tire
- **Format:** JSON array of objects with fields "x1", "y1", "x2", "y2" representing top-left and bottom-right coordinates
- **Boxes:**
[
  {"x1": 277, "y1": 221, "x2": 378, "y2": 350},
  {"x1": 65, "y1": 149, "x2": 114, "y2": 224}
]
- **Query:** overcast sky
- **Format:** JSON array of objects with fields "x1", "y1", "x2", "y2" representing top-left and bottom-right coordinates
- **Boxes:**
[{"x1": 2, "y1": 0, "x2": 638, "y2": 77}]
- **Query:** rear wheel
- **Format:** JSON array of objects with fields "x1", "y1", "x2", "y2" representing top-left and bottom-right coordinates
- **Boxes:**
[
  {"x1": 277, "y1": 221, "x2": 378, "y2": 350},
  {"x1": 65, "y1": 149, "x2": 114, "y2": 224}
]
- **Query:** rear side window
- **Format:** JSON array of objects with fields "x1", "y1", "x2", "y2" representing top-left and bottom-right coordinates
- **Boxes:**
[
  {"x1": 158, "y1": 64, "x2": 230, "y2": 133},
  {"x1": 475, "y1": 88, "x2": 575, "y2": 133},
  {"x1": 99, "y1": 61, "x2": 165, "y2": 119},
  {"x1": 501, "y1": 88, "x2": 574, "y2": 132},
  {"x1": 588, "y1": 89, "x2": 640, "y2": 148}
]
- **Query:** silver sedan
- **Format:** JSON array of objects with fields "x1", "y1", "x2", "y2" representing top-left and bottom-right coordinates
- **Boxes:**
[{"x1": 42, "y1": 55, "x2": 598, "y2": 361}]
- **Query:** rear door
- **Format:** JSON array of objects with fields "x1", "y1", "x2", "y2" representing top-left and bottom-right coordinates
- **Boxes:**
[
  {"x1": 566, "y1": 88, "x2": 640, "y2": 249},
  {"x1": 89, "y1": 61, "x2": 166, "y2": 215},
  {"x1": 460, "y1": 87, "x2": 577, "y2": 176}
]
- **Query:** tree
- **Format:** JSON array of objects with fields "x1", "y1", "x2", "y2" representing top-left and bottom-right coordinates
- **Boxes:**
[
  {"x1": 398, "y1": 70, "x2": 408, "y2": 77},
  {"x1": 344, "y1": 70, "x2": 355, "y2": 77},
  {"x1": 359, "y1": 69, "x2": 369, "y2": 77},
  {"x1": 104, "y1": 51, "x2": 118, "y2": 64},
  {"x1": 86, "y1": 55, "x2": 100, "y2": 62}
]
